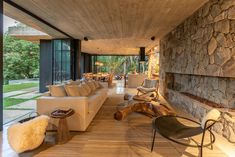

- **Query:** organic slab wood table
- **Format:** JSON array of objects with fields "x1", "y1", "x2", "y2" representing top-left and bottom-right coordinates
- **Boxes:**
[
  {"x1": 114, "y1": 94, "x2": 175, "y2": 121},
  {"x1": 51, "y1": 109, "x2": 75, "y2": 144}
]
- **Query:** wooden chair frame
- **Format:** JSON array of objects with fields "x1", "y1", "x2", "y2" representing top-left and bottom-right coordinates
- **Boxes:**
[{"x1": 137, "y1": 79, "x2": 159, "y2": 101}]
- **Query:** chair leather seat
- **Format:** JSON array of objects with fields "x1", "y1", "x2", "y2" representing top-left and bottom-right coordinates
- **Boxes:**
[{"x1": 153, "y1": 116, "x2": 203, "y2": 139}]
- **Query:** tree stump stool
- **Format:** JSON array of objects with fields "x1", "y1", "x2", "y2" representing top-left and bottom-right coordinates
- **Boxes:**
[{"x1": 51, "y1": 109, "x2": 74, "y2": 144}]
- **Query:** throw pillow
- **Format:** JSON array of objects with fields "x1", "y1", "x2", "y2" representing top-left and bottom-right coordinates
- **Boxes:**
[
  {"x1": 79, "y1": 84, "x2": 90, "y2": 96},
  {"x1": 49, "y1": 85, "x2": 67, "y2": 97},
  {"x1": 87, "y1": 81, "x2": 96, "y2": 92},
  {"x1": 68, "y1": 80, "x2": 80, "y2": 85},
  {"x1": 81, "y1": 83, "x2": 92, "y2": 94},
  {"x1": 91, "y1": 80, "x2": 98, "y2": 89},
  {"x1": 64, "y1": 85, "x2": 80, "y2": 96},
  {"x1": 93, "y1": 81, "x2": 99, "y2": 88},
  {"x1": 96, "y1": 81, "x2": 103, "y2": 88}
]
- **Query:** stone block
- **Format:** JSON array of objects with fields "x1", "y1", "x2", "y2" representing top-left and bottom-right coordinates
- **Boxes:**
[
  {"x1": 208, "y1": 37, "x2": 217, "y2": 55},
  {"x1": 216, "y1": 33, "x2": 227, "y2": 47},
  {"x1": 214, "y1": 19, "x2": 230, "y2": 33},
  {"x1": 211, "y1": 4, "x2": 222, "y2": 17},
  {"x1": 228, "y1": 6, "x2": 235, "y2": 20},
  {"x1": 214, "y1": 11, "x2": 226, "y2": 22},
  {"x1": 209, "y1": 55, "x2": 215, "y2": 64},
  {"x1": 231, "y1": 21, "x2": 235, "y2": 33},
  {"x1": 214, "y1": 47, "x2": 231, "y2": 66},
  {"x1": 221, "y1": 0, "x2": 235, "y2": 10}
]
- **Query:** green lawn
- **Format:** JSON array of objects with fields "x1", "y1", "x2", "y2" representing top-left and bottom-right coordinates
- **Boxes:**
[
  {"x1": 3, "y1": 95, "x2": 41, "y2": 108},
  {"x1": 3, "y1": 83, "x2": 38, "y2": 93},
  {"x1": 3, "y1": 97, "x2": 29, "y2": 108}
]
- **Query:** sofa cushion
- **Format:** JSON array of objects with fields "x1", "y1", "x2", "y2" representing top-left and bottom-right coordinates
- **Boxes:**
[
  {"x1": 87, "y1": 81, "x2": 96, "y2": 92},
  {"x1": 67, "y1": 80, "x2": 80, "y2": 85},
  {"x1": 93, "y1": 81, "x2": 100, "y2": 88},
  {"x1": 49, "y1": 85, "x2": 67, "y2": 97},
  {"x1": 64, "y1": 85, "x2": 81, "y2": 96},
  {"x1": 79, "y1": 84, "x2": 90, "y2": 96},
  {"x1": 81, "y1": 83, "x2": 92, "y2": 95}
]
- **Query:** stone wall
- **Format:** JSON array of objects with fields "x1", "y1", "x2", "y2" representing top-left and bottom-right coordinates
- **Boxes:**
[
  {"x1": 169, "y1": 73, "x2": 235, "y2": 108},
  {"x1": 160, "y1": 0, "x2": 235, "y2": 95},
  {"x1": 159, "y1": 0, "x2": 235, "y2": 143}
]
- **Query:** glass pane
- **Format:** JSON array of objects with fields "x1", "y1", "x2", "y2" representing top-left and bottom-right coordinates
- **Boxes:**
[
  {"x1": 62, "y1": 40, "x2": 70, "y2": 50},
  {"x1": 61, "y1": 50, "x2": 70, "y2": 81},
  {"x1": 53, "y1": 50, "x2": 62, "y2": 84},
  {"x1": 54, "y1": 40, "x2": 61, "y2": 51},
  {"x1": 53, "y1": 39, "x2": 71, "y2": 84}
]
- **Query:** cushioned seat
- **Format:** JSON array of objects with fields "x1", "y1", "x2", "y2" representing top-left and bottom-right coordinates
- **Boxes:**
[{"x1": 137, "y1": 86, "x2": 156, "y2": 93}]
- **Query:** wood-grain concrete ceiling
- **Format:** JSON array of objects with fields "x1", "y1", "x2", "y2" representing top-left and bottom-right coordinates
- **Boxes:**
[{"x1": 4, "y1": 0, "x2": 208, "y2": 55}]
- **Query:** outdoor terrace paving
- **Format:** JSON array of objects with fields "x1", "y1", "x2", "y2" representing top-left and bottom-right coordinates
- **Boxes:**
[{"x1": 3, "y1": 86, "x2": 40, "y2": 124}]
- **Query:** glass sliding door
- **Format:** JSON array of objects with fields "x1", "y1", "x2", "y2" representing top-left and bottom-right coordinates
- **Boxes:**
[{"x1": 53, "y1": 39, "x2": 71, "y2": 84}]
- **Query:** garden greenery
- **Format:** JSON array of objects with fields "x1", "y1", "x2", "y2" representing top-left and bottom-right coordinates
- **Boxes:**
[{"x1": 3, "y1": 34, "x2": 39, "y2": 84}]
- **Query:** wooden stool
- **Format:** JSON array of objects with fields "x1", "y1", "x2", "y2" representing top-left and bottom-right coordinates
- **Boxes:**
[{"x1": 51, "y1": 109, "x2": 74, "y2": 144}]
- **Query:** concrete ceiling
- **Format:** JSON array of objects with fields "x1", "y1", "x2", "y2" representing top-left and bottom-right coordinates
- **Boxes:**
[{"x1": 4, "y1": 0, "x2": 208, "y2": 55}]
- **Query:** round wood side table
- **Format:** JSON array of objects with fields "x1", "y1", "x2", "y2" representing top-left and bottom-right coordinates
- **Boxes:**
[{"x1": 51, "y1": 109, "x2": 75, "y2": 144}]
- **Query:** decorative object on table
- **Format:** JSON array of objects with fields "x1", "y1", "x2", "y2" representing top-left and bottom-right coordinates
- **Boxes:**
[
  {"x1": 151, "y1": 109, "x2": 221, "y2": 157},
  {"x1": 136, "y1": 78, "x2": 159, "y2": 101},
  {"x1": 51, "y1": 108, "x2": 75, "y2": 144},
  {"x1": 114, "y1": 101, "x2": 175, "y2": 121},
  {"x1": 7, "y1": 115, "x2": 50, "y2": 153}
]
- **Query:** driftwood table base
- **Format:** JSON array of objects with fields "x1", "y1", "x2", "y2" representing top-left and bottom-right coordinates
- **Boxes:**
[{"x1": 114, "y1": 95, "x2": 175, "y2": 121}]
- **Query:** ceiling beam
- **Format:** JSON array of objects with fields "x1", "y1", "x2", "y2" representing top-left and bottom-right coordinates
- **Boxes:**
[{"x1": 3, "y1": 0, "x2": 73, "y2": 38}]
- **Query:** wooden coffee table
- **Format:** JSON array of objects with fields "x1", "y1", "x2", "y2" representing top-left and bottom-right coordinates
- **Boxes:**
[{"x1": 51, "y1": 109, "x2": 75, "y2": 144}]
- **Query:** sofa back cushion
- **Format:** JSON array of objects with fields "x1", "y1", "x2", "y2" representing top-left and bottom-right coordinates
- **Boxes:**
[
  {"x1": 67, "y1": 80, "x2": 80, "y2": 85},
  {"x1": 80, "y1": 84, "x2": 90, "y2": 96},
  {"x1": 87, "y1": 81, "x2": 96, "y2": 92},
  {"x1": 64, "y1": 85, "x2": 81, "y2": 97},
  {"x1": 81, "y1": 83, "x2": 92, "y2": 94},
  {"x1": 49, "y1": 85, "x2": 67, "y2": 97},
  {"x1": 91, "y1": 80, "x2": 98, "y2": 89},
  {"x1": 93, "y1": 81, "x2": 99, "y2": 88}
]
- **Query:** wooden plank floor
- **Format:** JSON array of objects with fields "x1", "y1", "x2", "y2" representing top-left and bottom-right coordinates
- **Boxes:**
[{"x1": 0, "y1": 83, "x2": 228, "y2": 157}]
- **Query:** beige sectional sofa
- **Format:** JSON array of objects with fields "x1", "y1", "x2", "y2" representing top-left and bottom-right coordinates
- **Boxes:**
[{"x1": 37, "y1": 83, "x2": 108, "y2": 131}]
